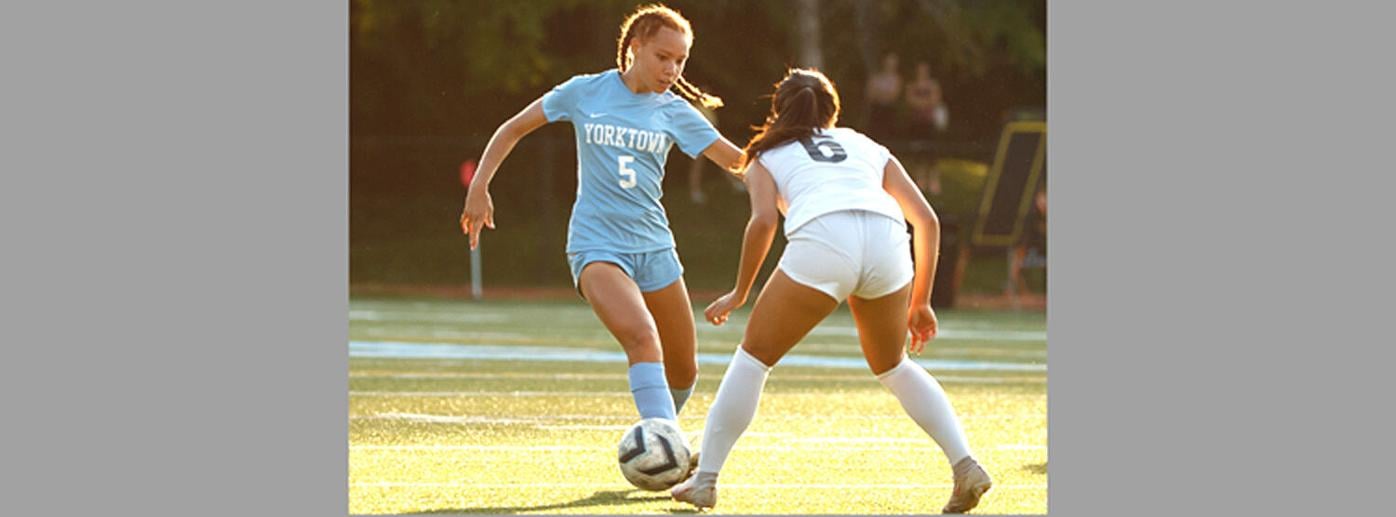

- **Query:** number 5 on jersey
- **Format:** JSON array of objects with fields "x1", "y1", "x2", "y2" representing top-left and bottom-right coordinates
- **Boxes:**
[{"x1": 618, "y1": 155, "x2": 638, "y2": 189}]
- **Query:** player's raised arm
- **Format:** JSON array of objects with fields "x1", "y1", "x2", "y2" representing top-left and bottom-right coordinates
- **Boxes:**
[
  {"x1": 882, "y1": 153, "x2": 942, "y2": 352},
  {"x1": 704, "y1": 160, "x2": 779, "y2": 326},
  {"x1": 460, "y1": 97, "x2": 549, "y2": 249}
]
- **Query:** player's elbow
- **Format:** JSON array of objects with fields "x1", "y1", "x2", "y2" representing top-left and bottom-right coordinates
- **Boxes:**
[
  {"x1": 725, "y1": 150, "x2": 747, "y2": 172},
  {"x1": 906, "y1": 204, "x2": 940, "y2": 231},
  {"x1": 497, "y1": 118, "x2": 529, "y2": 142},
  {"x1": 500, "y1": 110, "x2": 545, "y2": 141},
  {"x1": 748, "y1": 212, "x2": 779, "y2": 233}
]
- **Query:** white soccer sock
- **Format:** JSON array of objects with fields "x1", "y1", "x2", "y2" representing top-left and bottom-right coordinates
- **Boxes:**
[
  {"x1": 695, "y1": 347, "x2": 772, "y2": 474},
  {"x1": 876, "y1": 358, "x2": 973, "y2": 465}
]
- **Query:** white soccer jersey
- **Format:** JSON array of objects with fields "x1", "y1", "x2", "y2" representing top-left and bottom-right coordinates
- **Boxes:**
[{"x1": 756, "y1": 127, "x2": 906, "y2": 236}]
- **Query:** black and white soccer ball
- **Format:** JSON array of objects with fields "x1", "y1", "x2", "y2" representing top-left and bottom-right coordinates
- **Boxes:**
[{"x1": 617, "y1": 418, "x2": 691, "y2": 491}]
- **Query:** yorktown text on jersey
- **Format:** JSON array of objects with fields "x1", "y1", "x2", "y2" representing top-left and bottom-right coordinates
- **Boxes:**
[{"x1": 582, "y1": 122, "x2": 671, "y2": 154}]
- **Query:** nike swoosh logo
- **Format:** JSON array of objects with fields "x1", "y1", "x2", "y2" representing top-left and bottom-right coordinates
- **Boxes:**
[{"x1": 587, "y1": 112, "x2": 607, "y2": 118}]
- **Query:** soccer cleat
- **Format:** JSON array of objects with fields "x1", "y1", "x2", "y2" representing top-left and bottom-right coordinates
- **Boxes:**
[
  {"x1": 671, "y1": 470, "x2": 718, "y2": 510},
  {"x1": 941, "y1": 456, "x2": 992, "y2": 514}
]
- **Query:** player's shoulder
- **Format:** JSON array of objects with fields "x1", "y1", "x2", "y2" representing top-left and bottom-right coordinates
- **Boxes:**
[
  {"x1": 829, "y1": 127, "x2": 889, "y2": 153},
  {"x1": 825, "y1": 127, "x2": 877, "y2": 144},
  {"x1": 557, "y1": 69, "x2": 618, "y2": 91},
  {"x1": 655, "y1": 91, "x2": 700, "y2": 114}
]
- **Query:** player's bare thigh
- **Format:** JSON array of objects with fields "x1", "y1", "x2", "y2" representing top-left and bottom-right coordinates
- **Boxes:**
[
  {"x1": 579, "y1": 262, "x2": 663, "y2": 364},
  {"x1": 847, "y1": 282, "x2": 914, "y2": 375},
  {"x1": 641, "y1": 277, "x2": 698, "y2": 389},
  {"x1": 740, "y1": 269, "x2": 841, "y2": 367}
]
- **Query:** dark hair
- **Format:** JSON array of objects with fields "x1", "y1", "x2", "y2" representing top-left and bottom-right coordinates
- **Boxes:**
[
  {"x1": 740, "y1": 68, "x2": 841, "y2": 170},
  {"x1": 616, "y1": 4, "x2": 723, "y2": 109}
]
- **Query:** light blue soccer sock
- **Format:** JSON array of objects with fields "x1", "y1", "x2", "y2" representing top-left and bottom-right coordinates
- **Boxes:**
[
  {"x1": 628, "y1": 362, "x2": 677, "y2": 421},
  {"x1": 671, "y1": 382, "x2": 695, "y2": 414}
]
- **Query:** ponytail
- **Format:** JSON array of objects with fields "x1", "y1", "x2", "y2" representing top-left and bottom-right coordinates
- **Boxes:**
[{"x1": 740, "y1": 70, "x2": 842, "y2": 171}]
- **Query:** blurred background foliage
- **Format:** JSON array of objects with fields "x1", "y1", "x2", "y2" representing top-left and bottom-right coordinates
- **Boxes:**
[{"x1": 350, "y1": 0, "x2": 1044, "y2": 294}]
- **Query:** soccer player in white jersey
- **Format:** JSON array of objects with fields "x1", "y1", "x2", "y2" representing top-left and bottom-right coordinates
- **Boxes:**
[
  {"x1": 671, "y1": 69, "x2": 992, "y2": 513},
  {"x1": 459, "y1": 4, "x2": 742, "y2": 454}
]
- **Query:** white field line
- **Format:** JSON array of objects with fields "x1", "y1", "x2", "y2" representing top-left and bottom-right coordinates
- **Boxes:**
[
  {"x1": 350, "y1": 388, "x2": 1048, "y2": 398},
  {"x1": 354, "y1": 444, "x2": 594, "y2": 447},
  {"x1": 355, "y1": 328, "x2": 530, "y2": 341},
  {"x1": 357, "y1": 415, "x2": 1044, "y2": 436},
  {"x1": 351, "y1": 481, "x2": 1048, "y2": 489},
  {"x1": 351, "y1": 443, "x2": 1043, "y2": 452},
  {"x1": 800, "y1": 326, "x2": 1045, "y2": 342},
  {"x1": 352, "y1": 416, "x2": 1039, "y2": 437},
  {"x1": 695, "y1": 324, "x2": 1045, "y2": 341},
  {"x1": 349, "y1": 308, "x2": 1043, "y2": 343},
  {"x1": 357, "y1": 413, "x2": 633, "y2": 431},
  {"x1": 783, "y1": 436, "x2": 928, "y2": 443},
  {"x1": 350, "y1": 310, "x2": 509, "y2": 323},
  {"x1": 996, "y1": 444, "x2": 1048, "y2": 450},
  {"x1": 355, "y1": 413, "x2": 619, "y2": 421},
  {"x1": 351, "y1": 372, "x2": 633, "y2": 380},
  {"x1": 350, "y1": 341, "x2": 1045, "y2": 373},
  {"x1": 769, "y1": 342, "x2": 1046, "y2": 357},
  {"x1": 349, "y1": 371, "x2": 1045, "y2": 384},
  {"x1": 353, "y1": 445, "x2": 596, "y2": 451},
  {"x1": 363, "y1": 413, "x2": 545, "y2": 425},
  {"x1": 351, "y1": 413, "x2": 1042, "y2": 423},
  {"x1": 354, "y1": 342, "x2": 1044, "y2": 359},
  {"x1": 925, "y1": 347, "x2": 1047, "y2": 359},
  {"x1": 535, "y1": 424, "x2": 633, "y2": 431},
  {"x1": 359, "y1": 324, "x2": 1044, "y2": 339},
  {"x1": 351, "y1": 391, "x2": 633, "y2": 397}
]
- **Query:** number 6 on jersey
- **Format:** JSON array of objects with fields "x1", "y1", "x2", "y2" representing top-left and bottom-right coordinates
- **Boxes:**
[{"x1": 618, "y1": 155, "x2": 638, "y2": 189}]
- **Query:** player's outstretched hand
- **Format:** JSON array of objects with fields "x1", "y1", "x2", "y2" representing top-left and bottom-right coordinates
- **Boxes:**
[
  {"x1": 460, "y1": 188, "x2": 495, "y2": 250},
  {"x1": 907, "y1": 303, "x2": 939, "y2": 354},
  {"x1": 704, "y1": 290, "x2": 746, "y2": 326}
]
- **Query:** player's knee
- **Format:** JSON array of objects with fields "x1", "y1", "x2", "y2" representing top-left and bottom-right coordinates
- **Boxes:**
[
  {"x1": 740, "y1": 344, "x2": 780, "y2": 368},
  {"x1": 615, "y1": 326, "x2": 662, "y2": 354},
  {"x1": 866, "y1": 356, "x2": 902, "y2": 377},
  {"x1": 667, "y1": 363, "x2": 697, "y2": 389}
]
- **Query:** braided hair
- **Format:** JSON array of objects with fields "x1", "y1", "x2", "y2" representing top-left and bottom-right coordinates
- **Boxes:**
[{"x1": 615, "y1": 4, "x2": 723, "y2": 109}]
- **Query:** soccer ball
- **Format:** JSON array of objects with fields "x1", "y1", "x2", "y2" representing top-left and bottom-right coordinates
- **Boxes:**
[{"x1": 617, "y1": 418, "x2": 691, "y2": 491}]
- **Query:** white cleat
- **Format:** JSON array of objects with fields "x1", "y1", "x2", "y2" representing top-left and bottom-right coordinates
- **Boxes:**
[
  {"x1": 671, "y1": 470, "x2": 717, "y2": 510},
  {"x1": 942, "y1": 457, "x2": 993, "y2": 514}
]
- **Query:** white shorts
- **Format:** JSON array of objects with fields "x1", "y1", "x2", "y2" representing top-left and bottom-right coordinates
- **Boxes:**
[{"x1": 777, "y1": 210, "x2": 914, "y2": 301}]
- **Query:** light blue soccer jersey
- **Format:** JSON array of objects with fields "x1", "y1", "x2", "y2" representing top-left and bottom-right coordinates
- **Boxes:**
[{"x1": 542, "y1": 69, "x2": 720, "y2": 253}]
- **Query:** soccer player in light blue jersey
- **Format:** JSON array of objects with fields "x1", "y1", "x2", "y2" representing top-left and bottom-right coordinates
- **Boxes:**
[{"x1": 459, "y1": 4, "x2": 742, "y2": 447}]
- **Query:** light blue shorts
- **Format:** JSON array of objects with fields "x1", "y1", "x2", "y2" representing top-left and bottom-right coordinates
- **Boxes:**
[{"x1": 567, "y1": 248, "x2": 684, "y2": 297}]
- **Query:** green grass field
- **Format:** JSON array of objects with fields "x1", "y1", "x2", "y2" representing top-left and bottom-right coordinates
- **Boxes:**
[{"x1": 350, "y1": 297, "x2": 1047, "y2": 514}]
